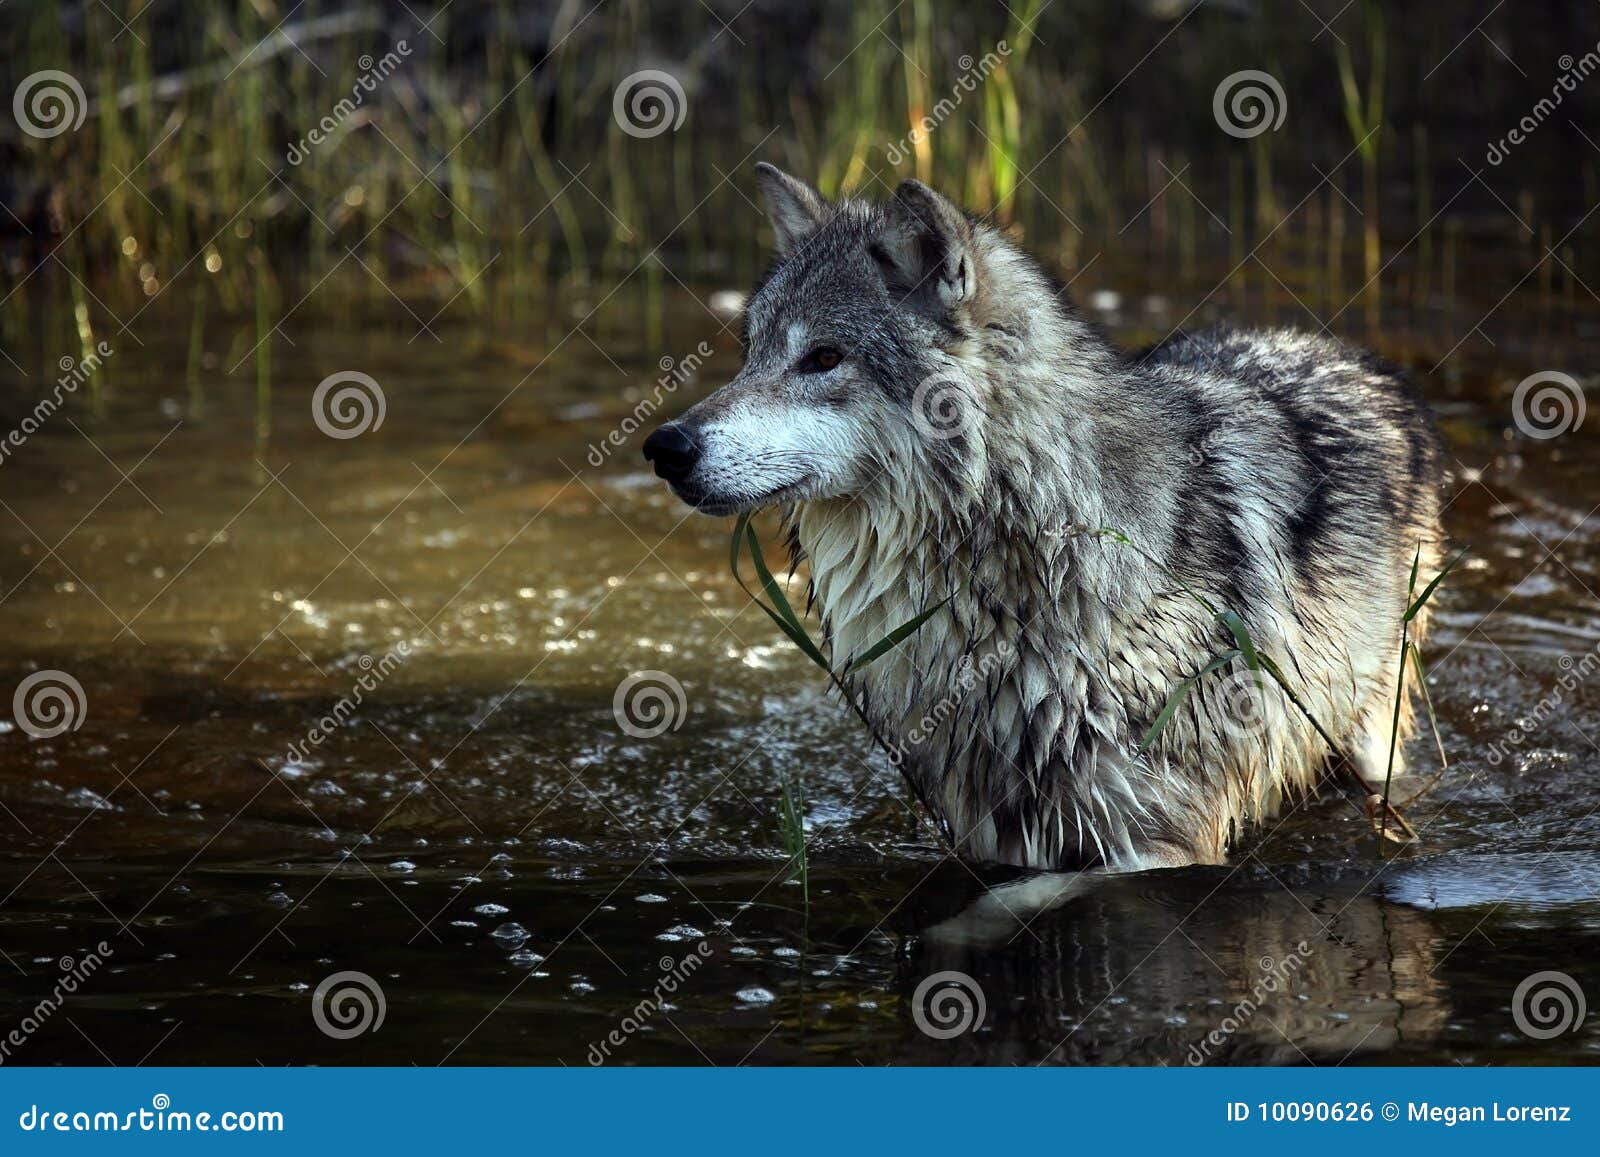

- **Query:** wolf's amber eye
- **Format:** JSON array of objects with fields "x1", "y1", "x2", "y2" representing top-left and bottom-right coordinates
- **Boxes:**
[{"x1": 802, "y1": 347, "x2": 844, "y2": 373}]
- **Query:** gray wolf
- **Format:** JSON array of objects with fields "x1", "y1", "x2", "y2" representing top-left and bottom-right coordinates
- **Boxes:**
[{"x1": 643, "y1": 163, "x2": 1445, "y2": 872}]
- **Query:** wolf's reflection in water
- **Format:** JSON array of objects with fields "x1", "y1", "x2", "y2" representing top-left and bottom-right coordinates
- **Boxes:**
[{"x1": 895, "y1": 866, "x2": 1451, "y2": 1065}]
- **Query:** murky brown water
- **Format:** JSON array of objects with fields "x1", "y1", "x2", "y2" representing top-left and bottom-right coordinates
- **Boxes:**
[{"x1": 2, "y1": 248, "x2": 1599, "y2": 1065}]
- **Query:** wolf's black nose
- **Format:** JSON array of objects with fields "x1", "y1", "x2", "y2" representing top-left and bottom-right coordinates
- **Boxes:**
[{"x1": 642, "y1": 423, "x2": 700, "y2": 484}]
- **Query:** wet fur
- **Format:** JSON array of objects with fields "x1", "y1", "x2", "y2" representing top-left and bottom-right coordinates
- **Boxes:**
[{"x1": 653, "y1": 166, "x2": 1445, "y2": 871}]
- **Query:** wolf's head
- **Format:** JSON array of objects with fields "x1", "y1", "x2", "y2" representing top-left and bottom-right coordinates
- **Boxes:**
[{"x1": 644, "y1": 164, "x2": 1077, "y2": 517}]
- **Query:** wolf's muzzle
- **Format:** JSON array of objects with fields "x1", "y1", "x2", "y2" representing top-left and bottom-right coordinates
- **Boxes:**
[{"x1": 642, "y1": 423, "x2": 701, "y2": 484}]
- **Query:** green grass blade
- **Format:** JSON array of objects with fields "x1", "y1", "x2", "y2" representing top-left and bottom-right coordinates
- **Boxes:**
[
  {"x1": 728, "y1": 512, "x2": 833, "y2": 674},
  {"x1": 1405, "y1": 546, "x2": 1467, "y2": 622},
  {"x1": 1257, "y1": 651, "x2": 1341, "y2": 753},
  {"x1": 1380, "y1": 634, "x2": 1410, "y2": 838},
  {"x1": 779, "y1": 778, "x2": 809, "y2": 904},
  {"x1": 730, "y1": 509, "x2": 753, "y2": 582},
  {"x1": 1410, "y1": 641, "x2": 1448, "y2": 769},
  {"x1": 1216, "y1": 610, "x2": 1262, "y2": 674},
  {"x1": 731, "y1": 514, "x2": 950, "y2": 681},
  {"x1": 842, "y1": 598, "x2": 951, "y2": 674},
  {"x1": 1139, "y1": 649, "x2": 1240, "y2": 752},
  {"x1": 750, "y1": 588, "x2": 833, "y2": 673},
  {"x1": 745, "y1": 522, "x2": 809, "y2": 635}
]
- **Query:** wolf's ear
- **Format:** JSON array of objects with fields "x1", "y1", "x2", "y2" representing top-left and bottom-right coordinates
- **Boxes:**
[
  {"x1": 876, "y1": 179, "x2": 975, "y2": 319},
  {"x1": 754, "y1": 163, "x2": 827, "y2": 256}
]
